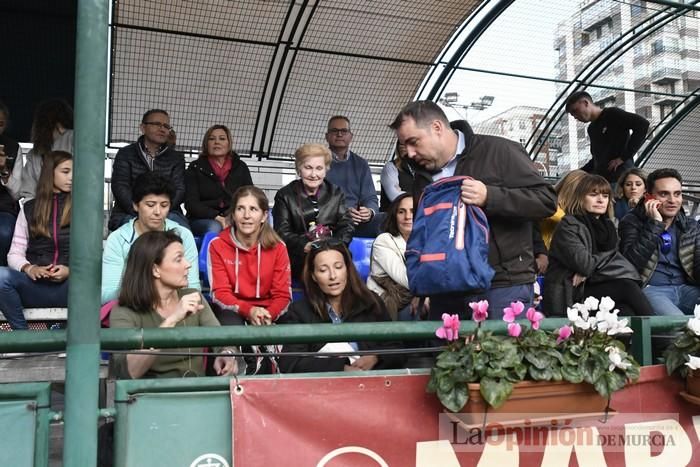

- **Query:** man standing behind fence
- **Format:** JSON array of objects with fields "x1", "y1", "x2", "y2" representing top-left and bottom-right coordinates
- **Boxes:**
[
  {"x1": 389, "y1": 100, "x2": 557, "y2": 319},
  {"x1": 566, "y1": 91, "x2": 649, "y2": 184}
]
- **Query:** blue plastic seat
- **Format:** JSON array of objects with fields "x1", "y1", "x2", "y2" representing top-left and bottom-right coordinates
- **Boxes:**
[
  {"x1": 198, "y1": 231, "x2": 219, "y2": 289},
  {"x1": 348, "y1": 237, "x2": 374, "y2": 283}
]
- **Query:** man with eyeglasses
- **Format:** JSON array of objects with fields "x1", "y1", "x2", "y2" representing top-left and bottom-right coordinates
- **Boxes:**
[
  {"x1": 619, "y1": 168, "x2": 700, "y2": 316},
  {"x1": 108, "y1": 109, "x2": 188, "y2": 231},
  {"x1": 324, "y1": 115, "x2": 382, "y2": 237}
]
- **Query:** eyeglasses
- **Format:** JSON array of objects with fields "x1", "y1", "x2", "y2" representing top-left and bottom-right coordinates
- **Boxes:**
[
  {"x1": 659, "y1": 231, "x2": 672, "y2": 254},
  {"x1": 327, "y1": 128, "x2": 350, "y2": 136},
  {"x1": 143, "y1": 121, "x2": 174, "y2": 131},
  {"x1": 309, "y1": 238, "x2": 344, "y2": 250}
]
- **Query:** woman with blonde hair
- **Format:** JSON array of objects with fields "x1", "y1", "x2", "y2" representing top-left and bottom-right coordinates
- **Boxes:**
[
  {"x1": 272, "y1": 143, "x2": 353, "y2": 279},
  {"x1": 185, "y1": 124, "x2": 253, "y2": 236},
  {"x1": 614, "y1": 168, "x2": 646, "y2": 221}
]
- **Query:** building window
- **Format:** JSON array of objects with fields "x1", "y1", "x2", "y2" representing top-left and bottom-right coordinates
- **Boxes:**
[{"x1": 651, "y1": 40, "x2": 664, "y2": 55}]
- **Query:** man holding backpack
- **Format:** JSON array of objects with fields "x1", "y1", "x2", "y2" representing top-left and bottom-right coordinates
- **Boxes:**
[{"x1": 390, "y1": 100, "x2": 557, "y2": 319}]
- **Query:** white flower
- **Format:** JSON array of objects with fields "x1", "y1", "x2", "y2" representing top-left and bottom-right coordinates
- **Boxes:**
[
  {"x1": 686, "y1": 355, "x2": 700, "y2": 370},
  {"x1": 596, "y1": 309, "x2": 633, "y2": 335},
  {"x1": 694, "y1": 304, "x2": 700, "y2": 320},
  {"x1": 598, "y1": 296, "x2": 616, "y2": 313},
  {"x1": 583, "y1": 296, "x2": 599, "y2": 313},
  {"x1": 566, "y1": 306, "x2": 580, "y2": 322},
  {"x1": 687, "y1": 318, "x2": 700, "y2": 337},
  {"x1": 606, "y1": 346, "x2": 632, "y2": 371}
]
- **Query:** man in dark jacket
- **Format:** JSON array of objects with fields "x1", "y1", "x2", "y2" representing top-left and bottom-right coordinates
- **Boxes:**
[
  {"x1": 566, "y1": 91, "x2": 649, "y2": 183},
  {"x1": 108, "y1": 109, "x2": 187, "y2": 231},
  {"x1": 619, "y1": 168, "x2": 700, "y2": 315},
  {"x1": 390, "y1": 100, "x2": 557, "y2": 319}
]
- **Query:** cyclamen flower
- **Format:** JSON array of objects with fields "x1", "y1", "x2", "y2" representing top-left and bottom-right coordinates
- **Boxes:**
[
  {"x1": 583, "y1": 296, "x2": 599, "y2": 312},
  {"x1": 605, "y1": 346, "x2": 632, "y2": 371},
  {"x1": 687, "y1": 318, "x2": 700, "y2": 337},
  {"x1": 507, "y1": 322, "x2": 522, "y2": 337},
  {"x1": 469, "y1": 300, "x2": 489, "y2": 323},
  {"x1": 503, "y1": 301, "x2": 525, "y2": 323},
  {"x1": 598, "y1": 296, "x2": 616, "y2": 313},
  {"x1": 557, "y1": 325, "x2": 573, "y2": 344},
  {"x1": 685, "y1": 355, "x2": 700, "y2": 371},
  {"x1": 435, "y1": 313, "x2": 460, "y2": 341},
  {"x1": 526, "y1": 307, "x2": 544, "y2": 330}
]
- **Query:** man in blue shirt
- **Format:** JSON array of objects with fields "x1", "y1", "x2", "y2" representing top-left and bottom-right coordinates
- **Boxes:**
[
  {"x1": 324, "y1": 116, "x2": 383, "y2": 237},
  {"x1": 619, "y1": 168, "x2": 700, "y2": 315}
]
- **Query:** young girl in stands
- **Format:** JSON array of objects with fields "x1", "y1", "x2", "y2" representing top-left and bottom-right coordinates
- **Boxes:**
[
  {"x1": 208, "y1": 185, "x2": 291, "y2": 326},
  {"x1": 0, "y1": 151, "x2": 72, "y2": 329},
  {"x1": 278, "y1": 240, "x2": 403, "y2": 373},
  {"x1": 543, "y1": 174, "x2": 653, "y2": 316}
]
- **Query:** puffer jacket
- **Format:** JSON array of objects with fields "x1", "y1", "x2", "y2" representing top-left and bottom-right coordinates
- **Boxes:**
[
  {"x1": 619, "y1": 204, "x2": 700, "y2": 286},
  {"x1": 23, "y1": 192, "x2": 71, "y2": 266},
  {"x1": 109, "y1": 137, "x2": 185, "y2": 230},
  {"x1": 272, "y1": 179, "x2": 354, "y2": 279}
]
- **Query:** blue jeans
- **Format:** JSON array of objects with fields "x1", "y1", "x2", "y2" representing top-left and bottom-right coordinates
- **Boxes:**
[
  {"x1": 190, "y1": 218, "x2": 223, "y2": 238},
  {"x1": 0, "y1": 267, "x2": 69, "y2": 329},
  {"x1": 428, "y1": 283, "x2": 534, "y2": 321},
  {"x1": 0, "y1": 212, "x2": 16, "y2": 267},
  {"x1": 643, "y1": 284, "x2": 700, "y2": 316}
]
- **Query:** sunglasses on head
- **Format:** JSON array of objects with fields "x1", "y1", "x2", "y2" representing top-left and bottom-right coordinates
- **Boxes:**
[
  {"x1": 659, "y1": 231, "x2": 672, "y2": 254},
  {"x1": 309, "y1": 238, "x2": 344, "y2": 250}
]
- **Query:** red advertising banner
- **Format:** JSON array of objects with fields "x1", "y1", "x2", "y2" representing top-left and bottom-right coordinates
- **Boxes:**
[{"x1": 232, "y1": 365, "x2": 700, "y2": 466}]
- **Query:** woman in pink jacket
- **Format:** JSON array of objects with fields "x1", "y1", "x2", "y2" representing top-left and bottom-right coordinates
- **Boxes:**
[{"x1": 207, "y1": 185, "x2": 291, "y2": 327}]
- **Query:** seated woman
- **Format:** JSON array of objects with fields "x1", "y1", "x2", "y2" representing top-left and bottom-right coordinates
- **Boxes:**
[
  {"x1": 110, "y1": 230, "x2": 239, "y2": 379},
  {"x1": 208, "y1": 185, "x2": 291, "y2": 326},
  {"x1": 273, "y1": 143, "x2": 353, "y2": 280},
  {"x1": 367, "y1": 193, "x2": 417, "y2": 321},
  {"x1": 380, "y1": 141, "x2": 415, "y2": 212},
  {"x1": 614, "y1": 168, "x2": 646, "y2": 222},
  {"x1": 543, "y1": 174, "x2": 653, "y2": 317},
  {"x1": 185, "y1": 125, "x2": 253, "y2": 237},
  {"x1": 0, "y1": 151, "x2": 72, "y2": 329},
  {"x1": 278, "y1": 240, "x2": 404, "y2": 373}
]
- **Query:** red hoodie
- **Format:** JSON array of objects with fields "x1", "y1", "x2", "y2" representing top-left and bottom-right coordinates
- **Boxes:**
[{"x1": 207, "y1": 228, "x2": 291, "y2": 320}]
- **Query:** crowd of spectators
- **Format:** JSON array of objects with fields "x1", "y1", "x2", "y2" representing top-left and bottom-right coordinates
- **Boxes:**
[{"x1": 0, "y1": 96, "x2": 696, "y2": 381}]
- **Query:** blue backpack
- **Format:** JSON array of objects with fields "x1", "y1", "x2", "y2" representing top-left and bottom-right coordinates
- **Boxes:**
[{"x1": 406, "y1": 176, "x2": 494, "y2": 296}]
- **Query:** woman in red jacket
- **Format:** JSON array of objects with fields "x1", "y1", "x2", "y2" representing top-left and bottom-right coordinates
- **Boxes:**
[{"x1": 207, "y1": 185, "x2": 291, "y2": 327}]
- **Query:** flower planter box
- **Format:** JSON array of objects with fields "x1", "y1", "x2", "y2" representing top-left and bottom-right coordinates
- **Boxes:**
[{"x1": 448, "y1": 380, "x2": 608, "y2": 428}]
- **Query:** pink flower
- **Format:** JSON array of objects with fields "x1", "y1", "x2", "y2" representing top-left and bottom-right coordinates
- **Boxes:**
[
  {"x1": 557, "y1": 325, "x2": 573, "y2": 344},
  {"x1": 436, "y1": 313, "x2": 460, "y2": 341},
  {"x1": 503, "y1": 301, "x2": 525, "y2": 323},
  {"x1": 469, "y1": 300, "x2": 489, "y2": 323},
  {"x1": 526, "y1": 307, "x2": 544, "y2": 330},
  {"x1": 507, "y1": 322, "x2": 522, "y2": 337}
]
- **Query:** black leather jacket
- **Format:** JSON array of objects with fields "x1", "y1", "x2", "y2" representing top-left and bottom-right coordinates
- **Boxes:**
[{"x1": 272, "y1": 179, "x2": 354, "y2": 279}]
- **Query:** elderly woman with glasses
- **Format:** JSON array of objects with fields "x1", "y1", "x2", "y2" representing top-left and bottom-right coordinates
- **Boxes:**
[
  {"x1": 278, "y1": 239, "x2": 404, "y2": 373},
  {"x1": 272, "y1": 143, "x2": 353, "y2": 280},
  {"x1": 543, "y1": 174, "x2": 653, "y2": 317}
]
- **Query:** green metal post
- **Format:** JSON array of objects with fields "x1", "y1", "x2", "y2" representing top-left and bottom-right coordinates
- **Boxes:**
[
  {"x1": 631, "y1": 317, "x2": 653, "y2": 366},
  {"x1": 62, "y1": 1, "x2": 109, "y2": 466}
]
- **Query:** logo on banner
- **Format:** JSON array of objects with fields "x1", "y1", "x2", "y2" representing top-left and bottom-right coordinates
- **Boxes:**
[{"x1": 189, "y1": 453, "x2": 230, "y2": 467}]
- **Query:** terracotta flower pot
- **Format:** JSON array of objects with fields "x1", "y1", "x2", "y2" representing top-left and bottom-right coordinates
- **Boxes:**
[
  {"x1": 687, "y1": 370, "x2": 700, "y2": 398},
  {"x1": 448, "y1": 380, "x2": 608, "y2": 428}
]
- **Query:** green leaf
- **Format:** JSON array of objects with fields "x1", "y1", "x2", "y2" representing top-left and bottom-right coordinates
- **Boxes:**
[
  {"x1": 499, "y1": 345, "x2": 522, "y2": 368},
  {"x1": 674, "y1": 333, "x2": 698, "y2": 350},
  {"x1": 435, "y1": 350, "x2": 462, "y2": 370},
  {"x1": 438, "y1": 382, "x2": 469, "y2": 412},
  {"x1": 550, "y1": 366, "x2": 563, "y2": 381},
  {"x1": 451, "y1": 367, "x2": 476, "y2": 383},
  {"x1": 664, "y1": 348, "x2": 688, "y2": 376},
  {"x1": 528, "y1": 366, "x2": 553, "y2": 381},
  {"x1": 480, "y1": 377, "x2": 513, "y2": 409},
  {"x1": 569, "y1": 344, "x2": 584, "y2": 357},
  {"x1": 525, "y1": 351, "x2": 551, "y2": 370},
  {"x1": 438, "y1": 375, "x2": 455, "y2": 393},
  {"x1": 480, "y1": 338, "x2": 501, "y2": 354},
  {"x1": 561, "y1": 365, "x2": 584, "y2": 384},
  {"x1": 593, "y1": 371, "x2": 626, "y2": 398}
]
